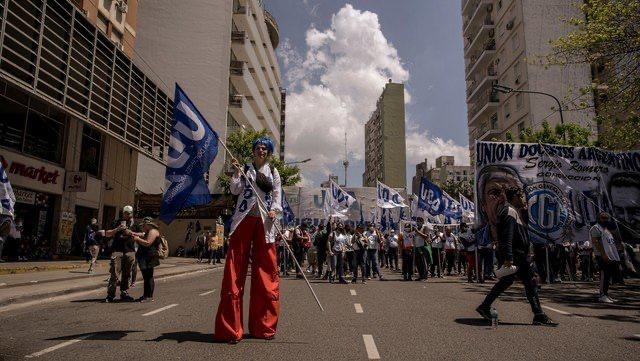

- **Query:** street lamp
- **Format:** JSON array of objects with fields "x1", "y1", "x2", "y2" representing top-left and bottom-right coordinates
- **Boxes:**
[
  {"x1": 285, "y1": 158, "x2": 311, "y2": 166},
  {"x1": 492, "y1": 84, "x2": 566, "y2": 141}
]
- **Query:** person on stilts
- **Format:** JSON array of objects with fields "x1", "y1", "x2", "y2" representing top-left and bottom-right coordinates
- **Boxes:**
[{"x1": 214, "y1": 137, "x2": 282, "y2": 344}]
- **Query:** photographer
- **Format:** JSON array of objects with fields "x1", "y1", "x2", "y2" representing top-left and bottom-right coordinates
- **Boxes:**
[{"x1": 104, "y1": 205, "x2": 138, "y2": 303}]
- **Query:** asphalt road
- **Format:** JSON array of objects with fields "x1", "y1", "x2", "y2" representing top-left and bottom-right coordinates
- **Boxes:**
[{"x1": 1, "y1": 267, "x2": 639, "y2": 360}]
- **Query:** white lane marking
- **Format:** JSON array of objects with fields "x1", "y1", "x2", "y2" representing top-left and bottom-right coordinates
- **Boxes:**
[
  {"x1": 25, "y1": 333, "x2": 95, "y2": 358},
  {"x1": 542, "y1": 305, "x2": 581, "y2": 318},
  {"x1": 0, "y1": 282, "x2": 6, "y2": 287},
  {"x1": 350, "y1": 289, "x2": 357, "y2": 296},
  {"x1": 30, "y1": 281, "x2": 38, "y2": 283},
  {"x1": 362, "y1": 334, "x2": 380, "y2": 359},
  {"x1": 199, "y1": 289, "x2": 216, "y2": 296},
  {"x1": 142, "y1": 304, "x2": 178, "y2": 317},
  {"x1": 354, "y1": 303, "x2": 363, "y2": 313}
]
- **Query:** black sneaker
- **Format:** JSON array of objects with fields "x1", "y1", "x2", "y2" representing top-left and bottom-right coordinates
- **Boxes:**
[
  {"x1": 533, "y1": 314, "x2": 559, "y2": 327},
  {"x1": 476, "y1": 305, "x2": 493, "y2": 320},
  {"x1": 120, "y1": 293, "x2": 135, "y2": 302},
  {"x1": 104, "y1": 296, "x2": 115, "y2": 303}
]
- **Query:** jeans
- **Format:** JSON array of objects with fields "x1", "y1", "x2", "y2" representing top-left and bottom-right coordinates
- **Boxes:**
[
  {"x1": 345, "y1": 251, "x2": 355, "y2": 273},
  {"x1": 402, "y1": 248, "x2": 413, "y2": 280},
  {"x1": 445, "y1": 250, "x2": 456, "y2": 275},
  {"x1": 415, "y1": 247, "x2": 429, "y2": 279},
  {"x1": 141, "y1": 267, "x2": 155, "y2": 298},
  {"x1": 352, "y1": 249, "x2": 366, "y2": 282},
  {"x1": 387, "y1": 247, "x2": 398, "y2": 269},
  {"x1": 481, "y1": 258, "x2": 543, "y2": 316},
  {"x1": 107, "y1": 251, "x2": 135, "y2": 298},
  {"x1": 478, "y1": 247, "x2": 494, "y2": 279},
  {"x1": 317, "y1": 249, "x2": 327, "y2": 277},
  {"x1": 335, "y1": 251, "x2": 345, "y2": 281},
  {"x1": 88, "y1": 245, "x2": 100, "y2": 271},
  {"x1": 365, "y1": 249, "x2": 383, "y2": 279},
  {"x1": 596, "y1": 256, "x2": 618, "y2": 296},
  {"x1": 430, "y1": 248, "x2": 443, "y2": 277}
]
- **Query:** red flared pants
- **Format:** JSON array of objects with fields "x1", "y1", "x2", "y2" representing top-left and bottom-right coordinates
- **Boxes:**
[{"x1": 214, "y1": 216, "x2": 280, "y2": 342}]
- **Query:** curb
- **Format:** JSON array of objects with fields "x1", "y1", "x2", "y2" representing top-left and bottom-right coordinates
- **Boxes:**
[{"x1": 0, "y1": 265, "x2": 221, "y2": 308}]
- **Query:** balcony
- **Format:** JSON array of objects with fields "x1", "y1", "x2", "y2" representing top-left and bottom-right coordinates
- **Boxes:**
[
  {"x1": 463, "y1": 0, "x2": 493, "y2": 37},
  {"x1": 228, "y1": 94, "x2": 262, "y2": 131},
  {"x1": 465, "y1": 38, "x2": 496, "y2": 79},
  {"x1": 478, "y1": 128, "x2": 502, "y2": 141},
  {"x1": 466, "y1": 67, "x2": 497, "y2": 100},
  {"x1": 464, "y1": 20, "x2": 495, "y2": 57},
  {"x1": 264, "y1": 10, "x2": 280, "y2": 49},
  {"x1": 230, "y1": 60, "x2": 244, "y2": 76},
  {"x1": 231, "y1": 30, "x2": 246, "y2": 42},
  {"x1": 468, "y1": 89, "x2": 500, "y2": 125}
]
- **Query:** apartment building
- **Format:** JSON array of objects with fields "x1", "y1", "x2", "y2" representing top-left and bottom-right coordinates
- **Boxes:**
[
  {"x1": 411, "y1": 159, "x2": 430, "y2": 195},
  {"x1": 134, "y1": 0, "x2": 283, "y2": 195},
  {"x1": 424, "y1": 156, "x2": 473, "y2": 187},
  {"x1": 362, "y1": 81, "x2": 406, "y2": 189},
  {"x1": 0, "y1": 0, "x2": 171, "y2": 255},
  {"x1": 462, "y1": 0, "x2": 596, "y2": 159}
]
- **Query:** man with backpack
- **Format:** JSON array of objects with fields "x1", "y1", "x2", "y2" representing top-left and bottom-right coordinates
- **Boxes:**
[
  {"x1": 85, "y1": 218, "x2": 102, "y2": 274},
  {"x1": 104, "y1": 205, "x2": 139, "y2": 303}
]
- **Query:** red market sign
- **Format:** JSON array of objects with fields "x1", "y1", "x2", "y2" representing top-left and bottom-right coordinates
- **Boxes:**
[
  {"x1": 0, "y1": 151, "x2": 64, "y2": 195},
  {"x1": 0, "y1": 156, "x2": 60, "y2": 185}
]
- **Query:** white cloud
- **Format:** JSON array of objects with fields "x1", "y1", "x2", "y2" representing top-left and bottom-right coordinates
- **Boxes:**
[{"x1": 281, "y1": 4, "x2": 468, "y2": 187}]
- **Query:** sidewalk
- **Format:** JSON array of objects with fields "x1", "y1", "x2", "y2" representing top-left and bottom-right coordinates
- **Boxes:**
[{"x1": 0, "y1": 257, "x2": 223, "y2": 307}]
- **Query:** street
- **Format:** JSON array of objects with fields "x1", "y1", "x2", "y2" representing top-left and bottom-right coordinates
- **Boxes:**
[{"x1": 1, "y1": 267, "x2": 639, "y2": 360}]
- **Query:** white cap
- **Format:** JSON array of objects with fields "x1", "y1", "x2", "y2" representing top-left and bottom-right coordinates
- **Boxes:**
[{"x1": 123, "y1": 205, "x2": 133, "y2": 214}]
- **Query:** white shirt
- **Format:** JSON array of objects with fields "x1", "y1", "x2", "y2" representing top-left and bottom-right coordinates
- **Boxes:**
[
  {"x1": 414, "y1": 226, "x2": 428, "y2": 247},
  {"x1": 402, "y1": 232, "x2": 414, "y2": 248},
  {"x1": 366, "y1": 231, "x2": 380, "y2": 250},
  {"x1": 388, "y1": 234, "x2": 399, "y2": 248},
  {"x1": 431, "y1": 233, "x2": 444, "y2": 249},
  {"x1": 333, "y1": 232, "x2": 348, "y2": 253},
  {"x1": 460, "y1": 229, "x2": 475, "y2": 251},
  {"x1": 589, "y1": 224, "x2": 620, "y2": 261},
  {"x1": 444, "y1": 234, "x2": 457, "y2": 250}
]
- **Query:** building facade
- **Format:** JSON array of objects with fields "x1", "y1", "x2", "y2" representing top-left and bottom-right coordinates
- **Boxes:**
[
  {"x1": 462, "y1": 0, "x2": 597, "y2": 159},
  {"x1": 411, "y1": 159, "x2": 430, "y2": 195},
  {"x1": 134, "y1": 0, "x2": 283, "y2": 195},
  {"x1": 0, "y1": 0, "x2": 171, "y2": 257},
  {"x1": 362, "y1": 82, "x2": 406, "y2": 189},
  {"x1": 424, "y1": 156, "x2": 473, "y2": 187}
]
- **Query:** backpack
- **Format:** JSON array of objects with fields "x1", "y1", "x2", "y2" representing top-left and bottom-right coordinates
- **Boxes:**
[{"x1": 154, "y1": 235, "x2": 169, "y2": 259}]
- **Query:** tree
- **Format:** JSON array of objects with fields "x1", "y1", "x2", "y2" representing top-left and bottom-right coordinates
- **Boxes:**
[
  {"x1": 217, "y1": 128, "x2": 301, "y2": 193},
  {"x1": 441, "y1": 178, "x2": 474, "y2": 201},
  {"x1": 519, "y1": 121, "x2": 593, "y2": 147},
  {"x1": 547, "y1": 0, "x2": 640, "y2": 150}
]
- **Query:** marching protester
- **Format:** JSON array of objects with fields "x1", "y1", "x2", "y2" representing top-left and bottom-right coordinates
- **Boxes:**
[
  {"x1": 577, "y1": 237, "x2": 594, "y2": 281},
  {"x1": 292, "y1": 223, "x2": 310, "y2": 279},
  {"x1": 476, "y1": 226, "x2": 493, "y2": 283},
  {"x1": 412, "y1": 218, "x2": 431, "y2": 282},
  {"x1": 459, "y1": 222, "x2": 477, "y2": 283},
  {"x1": 352, "y1": 224, "x2": 368, "y2": 284},
  {"x1": 127, "y1": 217, "x2": 162, "y2": 302},
  {"x1": 104, "y1": 205, "x2": 138, "y2": 303},
  {"x1": 430, "y1": 228, "x2": 444, "y2": 278},
  {"x1": 443, "y1": 227, "x2": 458, "y2": 276},
  {"x1": 85, "y1": 218, "x2": 102, "y2": 274},
  {"x1": 401, "y1": 223, "x2": 414, "y2": 281},
  {"x1": 476, "y1": 186, "x2": 558, "y2": 326},
  {"x1": 214, "y1": 137, "x2": 282, "y2": 343},
  {"x1": 330, "y1": 222, "x2": 349, "y2": 284},
  {"x1": 386, "y1": 229, "x2": 399, "y2": 270},
  {"x1": 365, "y1": 224, "x2": 386, "y2": 281},
  {"x1": 344, "y1": 225, "x2": 355, "y2": 276},
  {"x1": 314, "y1": 221, "x2": 330, "y2": 279},
  {"x1": 590, "y1": 212, "x2": 621, "y2": 303}
]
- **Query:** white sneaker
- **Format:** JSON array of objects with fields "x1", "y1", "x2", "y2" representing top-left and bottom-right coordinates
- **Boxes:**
[{"x1": 598, "y1": 295, "x2": 614, "y2": 304}]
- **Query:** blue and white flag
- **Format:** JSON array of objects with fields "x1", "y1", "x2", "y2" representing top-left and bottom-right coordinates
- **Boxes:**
[
  {"x1": 329, "y1": 180, "x2": 356, "y2": 210},
  {"x1": 160, "y1": 84, "x2": 219, "y2": 224},
  {"x1": 376, "y1": 180, "x2": 407, "y2": 209},
  {"x1": 0, "y1": 163, "x2": 16, "y2": 218},
  {"x1": 417, "y1": 178, "x2": 446, "y2": 216},
  {"x1": 282, "y1": 190, "x2": 295, "y2": 225},
  {"x1": 459, "y1": 194, "x2": 475, "y2": 213},
  {"x1": 442, "y1": 190, "x2": 462, "y2": 223},
  {"x1": 323, "y1": 190, "x2": 348, "y2": 219}
]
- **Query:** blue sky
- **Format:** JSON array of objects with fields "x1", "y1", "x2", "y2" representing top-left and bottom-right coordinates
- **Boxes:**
[{"x1": 266, "y1": 0, "x2": 470, "y2": 188}]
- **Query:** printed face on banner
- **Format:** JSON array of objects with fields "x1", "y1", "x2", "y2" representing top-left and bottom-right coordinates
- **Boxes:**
[{"x1": 476, "y1": 141, "x2": 640, "y2": 244}]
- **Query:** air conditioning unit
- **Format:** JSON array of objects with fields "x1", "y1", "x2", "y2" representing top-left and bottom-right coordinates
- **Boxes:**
[
  {"x1": 116, "y1": 0, "x2": 128, "y2": 13},
  {"x1": 506, "y1": 20, "x2": 514, "y2": 30},
  {"x1": 515, "y1": 77, "x2": 520, "y2": 84}
]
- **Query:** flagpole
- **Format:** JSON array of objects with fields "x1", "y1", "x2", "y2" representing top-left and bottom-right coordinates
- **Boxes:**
[{"x1": 218, "y1": 140, "x2": 325, "y2": 312}]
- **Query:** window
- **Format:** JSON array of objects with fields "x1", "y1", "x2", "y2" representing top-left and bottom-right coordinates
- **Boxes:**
[
  {"x1": 516, "y1": 93, "x2": 523, "y2": 109},
  {"x1": 513, "y1": 60, "x2": 521, "y2": 82},
  {"x1": 97, "y1": 14, "x2": 109, "y2": 33},
  {"x1": 504, "y1": 100, "x2": 511, "y2": 118},
  {"x1": 24, "y1": 108, "x2": 65, "y2": 163},
  {"x1": 79, "y1": 125, "x2": 103, "y2": 177},
  {"x1": 0, "y1": 96, "x2": 27, "y2": 151},
  {"x1": 491, "y1": 114, "x2": 498, "y2": 129}
]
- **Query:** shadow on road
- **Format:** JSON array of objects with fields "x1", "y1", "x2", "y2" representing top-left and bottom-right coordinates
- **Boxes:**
[
  {"x1": 150, "y1": 331, "x2": 214, "y2": 344},
  {"x1": 454, "y1": 318, "x2": 530, "y2": 327},
  {"x1": 48, "y1": 330, "x2": 142, "y2": 341}
]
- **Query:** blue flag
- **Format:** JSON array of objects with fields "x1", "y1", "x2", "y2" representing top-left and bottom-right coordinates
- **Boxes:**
[
  {"x1": 0, "y1": 163, "x2": 16, "y2": 218},
  {"x1": 282, "y1": 190, "x2": 295, "y2": 225},
  {"x1": 160, "y1": 84, "x2": 219, "y2": 224},
  {"x1": 417, "y1": 178, "x2": 446, "y2": 216}
]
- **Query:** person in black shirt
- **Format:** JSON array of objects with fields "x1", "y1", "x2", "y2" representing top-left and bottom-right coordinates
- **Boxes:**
[
  {"x1": 128, "y1": 217, "x2": 161, "y2": 302},
  {"x1": 476, "y1": 186, "x2": 558, "y2": 326},
  {"x1": 104, "y1": 205, "x2": 139, "y2": 302}
]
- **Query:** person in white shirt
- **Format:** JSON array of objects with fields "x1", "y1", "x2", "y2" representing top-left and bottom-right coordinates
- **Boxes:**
[
  {"x1": 443, "y1": 227, "x2": 458, "y2": 276},
  {"x1": 589, "y1": 212, "x2": 621, "y2": 303},
  {"x1": 459, "y1": 223, "x2": 477, "y2": 283},
  {"x1": 351, "y1": 224, "x2": 368, "y2": 284},
  {"x1": 413, "y1": 219, "x2": 432, "y2": 282},
  {"x1": 330, "y1": 222, "x2": 349, "y2": 284},
  {"x1": 430, "y1": 227, "x2": 444, "y2": 278},
  {"x1": 364, "y1": 225, "x2": 386, "y2": 281},
  {"x1": 386, "y1": 230, "x2": 399, "y2": 270},
  {"x1": 577, "y1": 238, "x2": 594, "y2": 281}
]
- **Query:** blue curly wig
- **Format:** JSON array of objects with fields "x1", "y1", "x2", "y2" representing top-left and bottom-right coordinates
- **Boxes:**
[{"x1": 252, "y1": 136, "x2": 274, "y2": 155}]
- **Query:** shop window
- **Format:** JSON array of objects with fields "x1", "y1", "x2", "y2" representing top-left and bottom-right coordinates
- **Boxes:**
[
  {"x1": 0, "y1": 96, "x2": 27, "y2": 151},
  {"x1": 24, "y1": 109, "x2": 65, "y2": 164},
  {"x1": 79, "y1": 125, "x2": 103, "y2": 177}
]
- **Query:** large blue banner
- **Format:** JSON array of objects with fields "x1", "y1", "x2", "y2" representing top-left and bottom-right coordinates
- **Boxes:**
[
  {"x1": 417, "y1": 177, "x2": 445, "y2": 216},
  {"x1": 160, "y1": 84, "x2": 219, "y2": 224},
  {"x1": 282, "y1": 190, "x2": 295, "y2": 225}
]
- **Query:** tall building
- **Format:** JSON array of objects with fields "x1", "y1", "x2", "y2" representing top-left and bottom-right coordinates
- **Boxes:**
[
  {"x1": 71, "y1": 0, "x2": 139, "y2": 58},
  {"x1": 411, "y1": 159, "x2": 430, "y2": 195},
  {"x1": 425, "y1": 156, "x2": 473, "y2": 187},
  {"x1": 134, "y1": 0, "x2": 283, "y2": 195},
  {"x1": 362, "y1": 81, "x2": 406, "y2": 189},
  {"x1": 0, "y1": 0, "x2": 171, "y2": 255},
  {"x1": 462, "y1": 0, "x2": 596, "y2": 159}
]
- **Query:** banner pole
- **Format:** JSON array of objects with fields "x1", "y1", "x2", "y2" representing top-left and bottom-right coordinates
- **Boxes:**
[
  {"x1": 545, "y1": 244, "x2": 551, "y2": 284},
  {"x1": 218, "y1": 139, "x2": 325, "y2": 312},
  {"x1": 475, "y1": 247, "x2": 479, "y2": 282}
]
